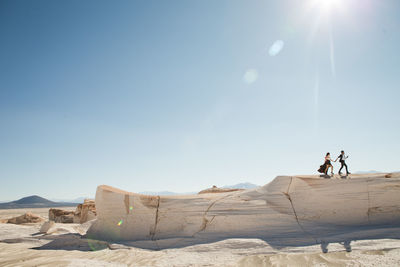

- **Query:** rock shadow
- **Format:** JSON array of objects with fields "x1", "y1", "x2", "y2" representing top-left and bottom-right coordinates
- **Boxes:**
[
  {"x1": 96, "y1": 224, "x2": 400, "y2": 252},
  {"x1": 20, "y1": 233, "x2": 110, "y2": 251}
]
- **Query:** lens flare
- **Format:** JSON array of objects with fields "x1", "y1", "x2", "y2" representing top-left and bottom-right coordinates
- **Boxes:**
[
  {"x1": 117, "y1": 219, "x2": 123, "y2": 226},
  {"x1": 85, "y1": 232, "x2": 109, "y2": 251},
  {"x1": 243, "y1": 69, "x2": 258, "y2": 84},
  {"x1": 129, "y1": 206, "x2": 133, "y2": 211},
  {"x1": 313, "y1": 73, "x2": 319, "y2": 132},
  {"x1": 87, "y1": 239, "x2": 108, "y2": 251},
  {"x1": 329, "y1": 33, "x2": 336, "y2": 77},
  {"x1": 269, "y1": 40, "x2": 284, "y2": 56}
]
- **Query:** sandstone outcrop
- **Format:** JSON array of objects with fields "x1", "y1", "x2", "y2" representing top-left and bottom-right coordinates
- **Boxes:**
[
  {"x1": 74, "y1": 199, "x2": 96, "y2": 223},
  {"x1": 3, "y1": 212, "x2": 45, "y2": 224},
  {"x1": 87, "y1": 172, "x2": 400, "y2": 248},
  {"x1": 48, "y1": 199, "x2": 96, "y2": 224},
  {"x1": 49, "y1": 209, "x2": 75, "y2": 223}
]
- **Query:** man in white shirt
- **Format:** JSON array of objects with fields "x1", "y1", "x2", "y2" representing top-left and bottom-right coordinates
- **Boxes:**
[{"x1": 336, "y1": 150, "x2": 351, "y2": 176}]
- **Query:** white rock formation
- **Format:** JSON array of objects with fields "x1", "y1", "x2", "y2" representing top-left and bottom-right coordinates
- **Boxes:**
[
  {"x1": 87, "y1": 173, "x2": 400, "y2": 248},
  {"x1": 39, "y1": 221, "x2": 55, "y2": 233}
]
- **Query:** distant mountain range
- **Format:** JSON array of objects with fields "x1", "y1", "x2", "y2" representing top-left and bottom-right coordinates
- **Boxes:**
[
  {"x1": 0, "y1": 195, "x2": 79, "y2": 209},
  {"x1": 50, "y1": 197, "x2": 90, "y2": 203},
  {"x1": 222, "y1": 182, "x2": 259, "y2": 189},
  {"x1": 0, "y1": 183, "x2": 261, "y2": 206},
  {"x1": 139, "y1": 182, "x2": 260, "y2": 196}
]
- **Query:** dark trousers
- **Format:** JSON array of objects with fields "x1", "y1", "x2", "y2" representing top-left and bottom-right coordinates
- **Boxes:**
[{"x1": 339, "y1": 161, "x2": 349, "y2": 174}]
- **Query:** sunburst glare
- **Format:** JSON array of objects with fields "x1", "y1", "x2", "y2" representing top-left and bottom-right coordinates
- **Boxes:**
[{"x1": 310, "y1": 0, "x2": 345, "y2": 13}]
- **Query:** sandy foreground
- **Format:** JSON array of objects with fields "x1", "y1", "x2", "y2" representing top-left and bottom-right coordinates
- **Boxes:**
[{"x1": 0, "y1": 208, "x2": 400, "y2": 266}]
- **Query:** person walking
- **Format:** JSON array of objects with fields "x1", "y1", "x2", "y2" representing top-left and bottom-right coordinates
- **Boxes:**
[
  {"x1": 318, "y1": 152, "x2": 334, "y2": 175},
  {"x1": 336, "y1": 150, "x2": 351, "y2": 176}
]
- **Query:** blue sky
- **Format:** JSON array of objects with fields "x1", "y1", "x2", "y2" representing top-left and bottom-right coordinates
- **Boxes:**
[{"x1": 1, "y1": 0, "x2": 399, "y2": 200}]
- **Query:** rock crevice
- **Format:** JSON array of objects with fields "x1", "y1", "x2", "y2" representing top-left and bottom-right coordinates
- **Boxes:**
[
  {"x1": 150, "y1": 196, "x2": 160, "y2": 240},
  {"x1": 284, "y1": 177, "x2": 317, "y2": 244},
  {"x1": 195, "y1": 193, "x2": 234, "y2": 236}
]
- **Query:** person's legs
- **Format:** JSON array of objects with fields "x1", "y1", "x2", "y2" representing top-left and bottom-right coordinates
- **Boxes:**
[
  {"x1": 339, "y1": 162, "x2": 344, "y2": 174},
  {"x1": 326, "y1": 164, "x2": 333, "y2": 175},
  {"x1": 344, "y1": 162, "x2": 349, "y2": 174}
]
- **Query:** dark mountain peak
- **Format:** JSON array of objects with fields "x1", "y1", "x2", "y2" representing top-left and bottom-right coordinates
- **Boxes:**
[
  {"x1": 13, "y1": 195, "x2": 54, "y2": 205},
  {"x1": 0, "y1": 195, "x2": 79, "y2": 209}
]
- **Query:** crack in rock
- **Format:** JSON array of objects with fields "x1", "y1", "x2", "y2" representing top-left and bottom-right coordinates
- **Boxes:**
[
  {"x1": 150, "y1": 196, "x2": 161, "y2": 240},
  {"x1": 366, "y1": 180, "x2": 371, "y2": 224},
  {"x1": 284, "y1": 176, "x2": 318, "y2": 244},
  {"x1": 193, "y1": 194, "x2": 233, "y2": 236},
  {"x1": 124, "y1": 194, "x2": 130, "y2": 214}
]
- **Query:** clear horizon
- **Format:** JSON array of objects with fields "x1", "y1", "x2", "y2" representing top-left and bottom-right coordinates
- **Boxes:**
[
  {"x1": 0, "y1": 172, "x2": 391, "y2": 202},
  {"x1": 1, "y1": 0, "x2": 399, "y2": 201}
]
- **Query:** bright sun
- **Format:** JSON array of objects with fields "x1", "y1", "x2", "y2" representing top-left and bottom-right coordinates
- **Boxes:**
[{"x1": 311, "y1": 0, "x2": 344, "y2": 12}]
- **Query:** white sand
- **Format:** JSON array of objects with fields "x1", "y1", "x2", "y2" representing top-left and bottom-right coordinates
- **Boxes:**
[{"x1": 1, "y1": 207, "x2": 400, "y2": 266}]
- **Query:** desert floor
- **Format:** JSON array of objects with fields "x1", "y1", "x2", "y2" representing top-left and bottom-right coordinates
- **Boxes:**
[{"x1": 1, "y1": 207, "x2": 400, "y2": 267}]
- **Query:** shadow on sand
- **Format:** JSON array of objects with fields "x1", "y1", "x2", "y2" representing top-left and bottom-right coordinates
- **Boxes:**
[
  {"x1": 8, "y1": 223, "x2": 398, "y2": 254},
  {"x1": 1, "y1": 233, "x2": 109, "y2": 251}
]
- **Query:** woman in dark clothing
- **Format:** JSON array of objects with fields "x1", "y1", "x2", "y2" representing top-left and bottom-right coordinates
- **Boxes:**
[{"x1": 318, "y1": 152, "x2": 334, "y2": 175}]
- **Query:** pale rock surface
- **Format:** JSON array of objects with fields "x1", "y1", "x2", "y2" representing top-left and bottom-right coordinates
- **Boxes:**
[
  {"x1": 198, "y1": 185, "x2": 244, "y2": 194},
  {"x1": 39, "y1": 221, "x2": 55, "y2": 233},
  {"x1": 87, "y1": 172, "x2": 400, "y2": 249}
]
